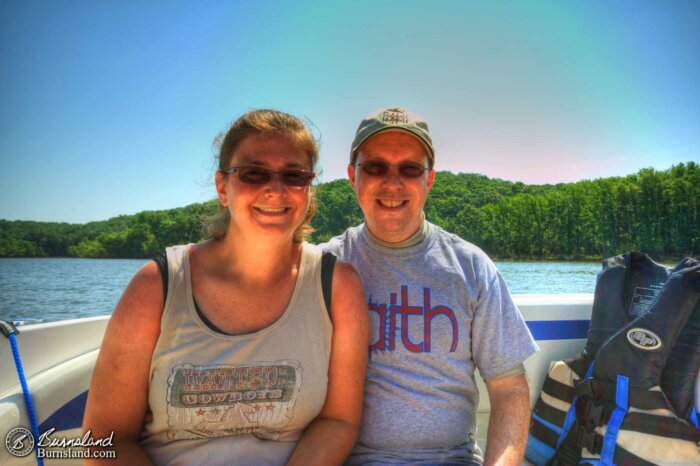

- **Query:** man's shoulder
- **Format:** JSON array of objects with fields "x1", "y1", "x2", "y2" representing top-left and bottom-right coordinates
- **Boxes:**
[
  {"x1": 426, "y1": 223, "x2": 502, "y2": 285},
  {"x1": 316, "y1": 224, "x2": 364, "y2": 256},
  {"x1": 428, "y1": 223, "x2": 493, "y2": 264}
]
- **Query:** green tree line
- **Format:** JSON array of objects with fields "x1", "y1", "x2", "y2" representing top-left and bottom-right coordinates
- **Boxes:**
[{"x1": 1, "y1": 163, "x2": 697, "y2": 261}]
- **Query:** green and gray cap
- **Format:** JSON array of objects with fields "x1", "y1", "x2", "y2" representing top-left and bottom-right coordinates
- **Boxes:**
[{"x1": 350, "y1": 107, "x2": 435, "y2": 168}]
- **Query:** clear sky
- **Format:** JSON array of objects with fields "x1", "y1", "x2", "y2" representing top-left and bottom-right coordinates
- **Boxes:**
[{"x1": 1, "y1": 0, "x2": 698, "y2": 223}]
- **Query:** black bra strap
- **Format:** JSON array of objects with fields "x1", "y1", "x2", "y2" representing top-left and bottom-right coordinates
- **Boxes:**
[
  {"x1": 321, "y1": 252, "x2": 337, "y2": 318},
  {"x1": 153, "y1": 251, "x2": 168, "y2": 302}
]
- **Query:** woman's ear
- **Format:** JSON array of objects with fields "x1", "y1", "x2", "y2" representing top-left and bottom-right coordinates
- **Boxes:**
[{"x1": 215, "y1": 171, "x2": 228, "y2": 207}]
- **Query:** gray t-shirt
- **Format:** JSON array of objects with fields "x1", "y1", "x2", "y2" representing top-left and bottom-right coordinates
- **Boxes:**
[{"x1": 320, "y1": 222, "x2": 538, "y2": 465}]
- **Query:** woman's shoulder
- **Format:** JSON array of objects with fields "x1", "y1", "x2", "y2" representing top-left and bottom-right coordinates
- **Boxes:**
[
  {"x1": 330, "y1": 260, "x2": 365, "y2": 316},
  {"x1": 332, "y1": 260, "x2": 361, "y2": 284},
  {"x1": 105, "y1": 259, "x2": 164, "y2": 347},
  {"x1": 133, "y1": 260, "x2": 165, "y2": 293},
  {"x1": 186, "y1": 239, "x2": 223, "y2": 271}
]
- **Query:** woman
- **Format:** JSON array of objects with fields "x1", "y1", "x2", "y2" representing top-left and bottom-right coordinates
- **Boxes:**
[{"x1": 83, "y1": 109, "x2": 368, "y2": 465}]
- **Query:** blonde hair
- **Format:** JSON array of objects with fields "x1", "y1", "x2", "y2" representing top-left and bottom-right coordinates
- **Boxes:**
[{"x1": 204, "y1": 109, "x2": 319, "y2": 242}]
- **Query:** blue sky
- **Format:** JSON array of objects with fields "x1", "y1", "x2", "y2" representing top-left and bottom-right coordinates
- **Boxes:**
[{"x1": 1, "y1": 0, "x2": 698, "y2": 223}]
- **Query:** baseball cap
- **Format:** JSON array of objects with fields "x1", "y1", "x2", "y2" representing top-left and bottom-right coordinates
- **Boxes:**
[{"x1": 350, "y1": 107, "x2": 435, "y2": 168}]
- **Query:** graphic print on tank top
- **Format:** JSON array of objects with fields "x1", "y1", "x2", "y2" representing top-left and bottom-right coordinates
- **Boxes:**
[{"x1": 165, "y1": 360, "x2": 302, "y2": 441}]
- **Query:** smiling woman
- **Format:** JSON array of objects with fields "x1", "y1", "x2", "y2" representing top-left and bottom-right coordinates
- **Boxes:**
[
  {"x1": 214, "y1": 132, "x2": 315, "y2": 244},
  {"x1": 205, "y1": 110, "x2": 319, "y2": 243},
  {"x1": 82, "y1": 109, "x2": 369, "y2": 466}
]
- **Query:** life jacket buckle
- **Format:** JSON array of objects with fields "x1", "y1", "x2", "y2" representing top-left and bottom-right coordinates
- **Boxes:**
[
  {"x1": 574, "y1": 424, "x2": 604, "y2": 455},
  {"x1": 573, "y1": 378, "x2": 595, "y2": 398},
  {"x1": 571, "y1": 395, "x2": 611, "y2": 455},
  {"x1": 546, "y1": 445, "x2": 580, "y2": 466},
  {"x1": 575, "y1": 395, "x2": 611, "y2": 425}
]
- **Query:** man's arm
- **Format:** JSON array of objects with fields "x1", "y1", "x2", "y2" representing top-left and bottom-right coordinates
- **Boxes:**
[{"x1": 483, "y1": 374, "x2": 531, "y2": 466}]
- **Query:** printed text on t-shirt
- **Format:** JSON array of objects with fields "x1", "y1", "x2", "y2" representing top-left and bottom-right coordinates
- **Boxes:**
[{"x1": 368, "y1": 285, "x2": 458, "y2": 353}]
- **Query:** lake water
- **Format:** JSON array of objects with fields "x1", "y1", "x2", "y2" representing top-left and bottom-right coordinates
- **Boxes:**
[{"x1": 0, "y1": 258, "x2": 601, "y2": 324}]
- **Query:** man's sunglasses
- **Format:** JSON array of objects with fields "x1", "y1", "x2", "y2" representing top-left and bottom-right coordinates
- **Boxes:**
[
  {"x1": 355, "y1": 160, "x2": 429, "y2": 178},
  {"x1": 221, "y1": 166, "x2": 315, "y2": 187}
]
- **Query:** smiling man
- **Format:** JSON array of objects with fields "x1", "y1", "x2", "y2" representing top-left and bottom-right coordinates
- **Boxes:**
[{"x1": 320, "y1": 107, "x2": 539, "y2": 465}]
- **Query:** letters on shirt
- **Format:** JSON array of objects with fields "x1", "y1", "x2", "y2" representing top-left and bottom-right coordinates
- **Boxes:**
[
  {"x1": 164, "y1": 361, "x2": 302, "y2": 440},
  {"x1": 368, "y1": 285, "x2": 458, "y2": 353}
]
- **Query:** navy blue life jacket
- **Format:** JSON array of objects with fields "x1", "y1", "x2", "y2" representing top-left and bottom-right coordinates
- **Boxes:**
[
  {"x1": 526, "y1": 252, "x2": 671, "y2": 465},
  {"x1": 526, "y1": 253, "x2": 700, "y2": 465},
  {"x1": 661, "y1": 257, "x2": 700, "y2": 422},
  {"x1": 566, "y1": 251, "x2": 672, "y2": 379},
  {"x1": 550, "y1": 262, "x2": 700, "y2": 466}
]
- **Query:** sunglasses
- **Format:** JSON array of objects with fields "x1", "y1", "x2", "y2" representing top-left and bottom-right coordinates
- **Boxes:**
[
  {"x1": 355, "y1": 160, "x2": 429, "y2": 178},
  {"x1": 222, "y1": 166, "x2": 315, "y2": 187}
]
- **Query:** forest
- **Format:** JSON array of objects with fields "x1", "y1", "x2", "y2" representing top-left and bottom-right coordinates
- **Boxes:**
[{"x1": 1, "y1": 162, "x2": 697, "y2": 261}]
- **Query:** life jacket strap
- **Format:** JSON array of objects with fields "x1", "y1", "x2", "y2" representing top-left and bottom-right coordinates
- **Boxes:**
[
  {"x1": 574, "y1": 422, "x2": 605, "y2": 456},
  {"x1": 575, "y1": 378, "x2": 673, "y2": 411},
  {"x1": 622, "y1": 412, "x2": 700, "y2": 442},
  {"x1": 568, "y1": 394, "x2": 611, "y2": 456},
  {"x1": 545, "y1": 429, "x2": 581, "y2": 466},
  {"x1": 542, "y1": 375, "x2": 576, "y2": 402}
]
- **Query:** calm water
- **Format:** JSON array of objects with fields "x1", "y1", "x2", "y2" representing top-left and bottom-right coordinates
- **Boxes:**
[
  {"x1": 0, "y1": 258, "x2": 600, "y2": 324},
  {"x1": 0, "y1": 258, "x2": 149, "y2": 323},
  {"x1": 496, "y1": 261, "x2": 600, "y2": 295}
]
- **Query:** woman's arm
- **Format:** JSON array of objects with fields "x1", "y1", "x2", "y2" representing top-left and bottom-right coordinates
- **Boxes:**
[
  {"x1": 286, "y1": 261, "x2": 369, "y2": 466},
  {"x1": 83, "y1": 262, "x2": 164, "y2": 465}
]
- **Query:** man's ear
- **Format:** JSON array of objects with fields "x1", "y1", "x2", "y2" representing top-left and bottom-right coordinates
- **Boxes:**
[
  {"x1": 426, "y1": 169, "x2": 436, "y2": 194},
  {"x1": 347, "y1": 163, "x2": 357, "y2": 190}
]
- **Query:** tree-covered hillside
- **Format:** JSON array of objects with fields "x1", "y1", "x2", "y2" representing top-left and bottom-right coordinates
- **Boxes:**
[{"x1": 1, "y1": 163, "x2": 697, "y2": 260}]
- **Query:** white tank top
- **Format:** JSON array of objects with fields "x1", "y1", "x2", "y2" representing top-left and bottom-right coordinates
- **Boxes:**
[{"x1": 140, "y1": 242, "x2": 333, "y2": 466}]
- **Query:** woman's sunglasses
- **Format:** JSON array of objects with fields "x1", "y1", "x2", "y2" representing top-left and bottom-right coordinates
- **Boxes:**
[
  {"x1": 222, "y1": 166, "x2": 315, "y2": 187},
  {"x1": 355, "y1": 160, "x2": 429, "y2": 178}
]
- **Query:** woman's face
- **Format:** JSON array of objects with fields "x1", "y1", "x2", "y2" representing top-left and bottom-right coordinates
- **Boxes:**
[{"x1": 215, "y1": 132, "x2": 312, "y2": 240}]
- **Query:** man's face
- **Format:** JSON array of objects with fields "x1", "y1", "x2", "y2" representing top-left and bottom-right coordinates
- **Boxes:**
[{"x1": 348, "y1": 131, "x2": 435, "y2": 243}]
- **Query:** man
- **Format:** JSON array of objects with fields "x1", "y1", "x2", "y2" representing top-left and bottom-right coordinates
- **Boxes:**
[{"x1": 320, "y1": 107, "x2": 538, "y2": 465}]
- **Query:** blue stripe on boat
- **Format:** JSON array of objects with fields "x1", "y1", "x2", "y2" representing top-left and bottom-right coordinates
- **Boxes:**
[
  {"x1": 39, "y1": 390, "x2": 88, "y2": 432},
  {"x1": 526, "y1": 320, "x2": 590, "y2": 340}
]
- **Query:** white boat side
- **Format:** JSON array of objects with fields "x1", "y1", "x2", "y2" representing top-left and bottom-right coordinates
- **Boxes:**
[{"x1": 5, "y1": 293, "x2": 692, "y2": 465}]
